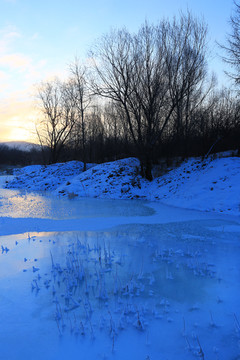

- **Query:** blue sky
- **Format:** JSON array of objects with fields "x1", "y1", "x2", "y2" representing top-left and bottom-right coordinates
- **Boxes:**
[{"x1": 0, "y1": 0, "x2": 235, "y2": 141}]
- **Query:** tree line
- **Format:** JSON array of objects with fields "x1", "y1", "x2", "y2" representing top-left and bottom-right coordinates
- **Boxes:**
[
  {"x1": 0, "y1": 145, "x2": 42, "y2": 167},
  {"x1": 34, "y1": 8, "x2": 240, "y2": 180}
]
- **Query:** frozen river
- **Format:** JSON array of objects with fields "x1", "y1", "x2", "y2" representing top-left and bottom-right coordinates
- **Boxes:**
[{"x1": 0, "y1": 181, "x2": 240, "y2": 360}]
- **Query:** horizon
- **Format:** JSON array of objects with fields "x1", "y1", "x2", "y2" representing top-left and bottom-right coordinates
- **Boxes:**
[{"x1": 0, "y1": 0, "x2": 235, "y2": 142}]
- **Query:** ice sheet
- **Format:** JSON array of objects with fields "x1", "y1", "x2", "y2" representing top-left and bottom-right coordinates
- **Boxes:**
[{"x1": 0, "y1": 212, "x2": 240, "y2": 359}]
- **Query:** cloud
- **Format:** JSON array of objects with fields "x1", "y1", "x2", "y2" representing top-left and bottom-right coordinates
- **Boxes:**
[
  {"x1": 3, "y1": 31, "x2": 21, "y2": 41},
  {"x1": 30, "y1": 33, "x2": 40, "y2": 41},
  {"x1": 0, "y1": 53, "x2": 32, "y2": 72},
  {"x1": 0, "y1": 26, "x2": 31, "y2": 73},
  {"x1": 0, "y1": 70, "x2": 10, "y2": 92},
  {"x1": 0, "y1": 26, "x2": 21, "y2": 52},
  {"x1": 0, "y1": 70, "x2": 9, "y2": 81},
  {"x1": 0, "y1": 25, "x2": 50, "y2": 98}
]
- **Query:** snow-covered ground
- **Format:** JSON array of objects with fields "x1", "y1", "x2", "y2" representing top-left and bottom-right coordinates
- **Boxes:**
[
  {"x1": 5, "y1": 155, "x2": 240, "y2": 216},
  {"x1": 6, "y1": 160, "x2": 95, "y2": 192}
]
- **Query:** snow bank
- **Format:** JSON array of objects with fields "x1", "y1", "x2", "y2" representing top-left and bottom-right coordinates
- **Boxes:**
[
  {"x1": 5, "y1": 155, "x2": 240, "y2": 216},
  {"x1": 56, "y1": 157, "x2": 145, "y2": 199},
  {"x1": 150, "y1": 157, "x2": 240, "y2": 215},
  {"x1": 6, "y1": 161, "x2": 94, "y2": 192}
]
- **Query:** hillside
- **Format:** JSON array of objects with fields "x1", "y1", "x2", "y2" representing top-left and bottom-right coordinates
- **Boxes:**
[{"x1": 0, "y1": 141, "x2": 41, "y2": 152}]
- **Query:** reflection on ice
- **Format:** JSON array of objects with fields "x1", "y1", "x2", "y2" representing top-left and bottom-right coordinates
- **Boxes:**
[
  {"x1": 0, "y1": 188, "x2": 153, "y2": 219},
  {"x1": 0, "y1": 218, "x2": 240, "y2": 359}
]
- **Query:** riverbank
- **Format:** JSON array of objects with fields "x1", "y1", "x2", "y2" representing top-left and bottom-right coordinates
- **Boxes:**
[{"x1": 5, "y1": 154, "x2": 240, "y2": 216}]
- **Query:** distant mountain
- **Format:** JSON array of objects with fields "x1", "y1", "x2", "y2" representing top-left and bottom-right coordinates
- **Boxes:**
[{"x1": 0, "y1": 141, "x2": 41, "y2": 152}]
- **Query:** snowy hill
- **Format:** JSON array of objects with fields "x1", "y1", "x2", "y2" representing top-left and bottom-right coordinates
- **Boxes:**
[
  {"x1": 57, "y1": 157, "x2": 145, "y2": 199},
  {"x1": 5, "y1": 161, "x2": 94, "y2": 192},
  {"x1": 4, "y1": 155, "x2": 240, "y2": 216},
  {"x1": 150, "y1": 157, "x2": 240, "y2": 215},
  {"x1": 0, "y1": 141, "x2": 41, "y2": 152}
]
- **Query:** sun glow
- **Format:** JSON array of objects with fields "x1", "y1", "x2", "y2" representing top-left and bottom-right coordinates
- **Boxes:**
[
  {"x1": 0, "y1": 98, "x2": 38, "y2": 142},
  {"x1": 8, "y1": 124, "x2": 33, "y2": 142}
]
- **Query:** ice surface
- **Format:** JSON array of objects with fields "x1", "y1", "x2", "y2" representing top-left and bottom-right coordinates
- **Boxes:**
[
  {"x1": 0, "y1": 184, "x2": 240, "y2": 359},
  {"x1": 0, "y1": 186, "x2": 153, "y2": 219}
]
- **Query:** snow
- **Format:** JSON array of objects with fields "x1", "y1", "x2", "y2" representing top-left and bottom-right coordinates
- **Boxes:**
[
  {"x1": 5, "y1": 155, "x2": 240, "y2": 216},
  {"x1": 151, "y1": 156, "x2": 240, "y2": 215},
  {"x1": 1, "y1": 154, "x2": 240, "y2": 359},
  {"x1": 7, "y1": 161, "x2": 95, "y2": 192}
]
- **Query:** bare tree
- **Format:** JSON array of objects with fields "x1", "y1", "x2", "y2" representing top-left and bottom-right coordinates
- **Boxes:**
[
  {"x1": 204, "y1": 88, "x2": 240, "y2": 155},
  {"x1": 103, "y1": 100, "x2": 130, "y2": 159},
  {"x1": 36, "y1": 79, "x2": 76, "y2": 164},
  {"x1": 164, "y1": 13, "x2": 215, "y2": 156},
  {"x1": 69, "y1": 59, "x2": 91, "y2": 170},
  {"x1": 86, "y1": 104, "x2": 104, "y2": 162},
  {"x1": 221, "y1": 1, "x2": 240, "y2": 85},
  {"x1": 90, "y1": 14, "x2": 209, "y2": 180}
]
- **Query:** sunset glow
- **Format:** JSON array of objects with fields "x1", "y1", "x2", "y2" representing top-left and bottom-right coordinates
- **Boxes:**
[{"x1": 0, "y1": 93, "x2": 38, "y2": 141}]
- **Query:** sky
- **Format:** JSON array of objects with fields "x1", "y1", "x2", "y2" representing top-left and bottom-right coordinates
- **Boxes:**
[{"x1": 0, "y1": 0, "x2": 235, "y2": 142}]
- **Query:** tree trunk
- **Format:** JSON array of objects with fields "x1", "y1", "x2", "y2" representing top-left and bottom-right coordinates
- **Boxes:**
[{"x1": 140, "y1": 152, "x2": 153, "y2": 181}]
